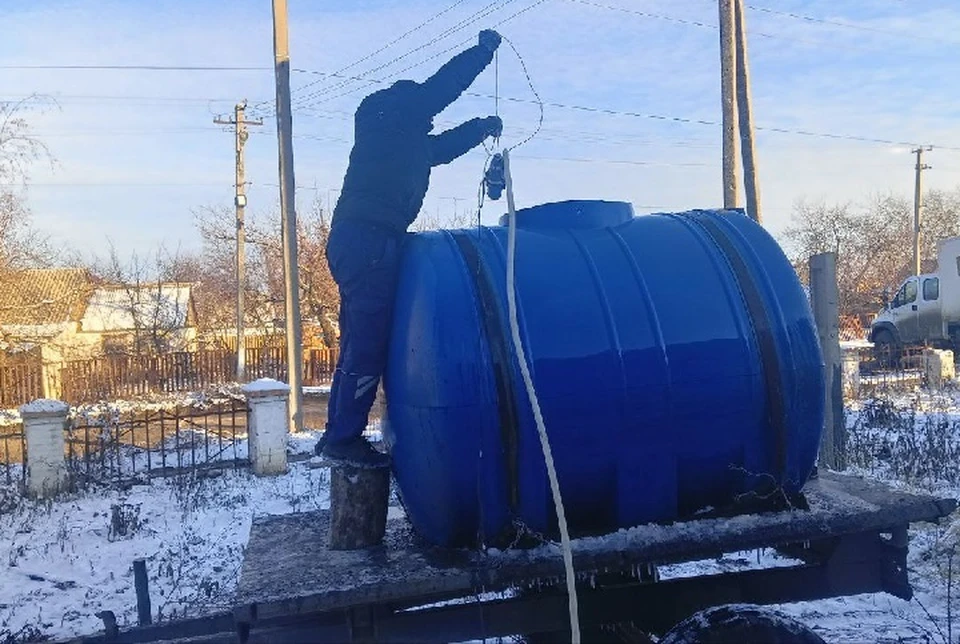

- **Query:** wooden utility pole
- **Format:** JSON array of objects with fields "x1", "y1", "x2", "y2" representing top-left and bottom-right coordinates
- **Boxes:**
[
  {"x1": 719, "y1": 0, "x2": 740, "y2": 209},
  {"x1": 810, "y1": 252, "x2": 844, "y2": 471},
  {"x1": 272, "y1": 0, "x2": 304, "y2": 432},
  {"x1": 215, "y1": 101, "x2": 262, "y2": 382},
  {"x1": 912, "y1": 146, "x2": 932, "y2": 276},
  {"x1": 733, "y1": 0, "x2": 761, "y2": 224}
]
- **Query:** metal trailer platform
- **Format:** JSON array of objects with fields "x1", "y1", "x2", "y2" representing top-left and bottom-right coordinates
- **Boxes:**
[{"x1": 72, "y1": 472, "x2": 956, "y2": 644}]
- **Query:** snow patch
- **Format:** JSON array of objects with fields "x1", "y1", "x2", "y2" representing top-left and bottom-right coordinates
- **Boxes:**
[
  {"x1": 241, "y1": 378, "x2": 290, "y2": 395},
  {"x1": 19, "y1": 399, "x2": 69, "y2": 415}
]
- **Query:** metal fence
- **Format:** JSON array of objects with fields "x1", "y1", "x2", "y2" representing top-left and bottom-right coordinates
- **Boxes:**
[
  {"x1": 850, "y1": 345, "x2": 930, "y2": 396},
  {"x1": 66, "y1": 397, "x2": 251, "y2": 486},
  {"x1": 0, "y1": 422, "x2": 25, "y2": 487},
  {"x1": 0, "y1": 397, "x2": 252, "y2": 490}
]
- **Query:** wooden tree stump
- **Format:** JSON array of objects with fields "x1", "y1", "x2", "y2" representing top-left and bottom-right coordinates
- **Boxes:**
[{"x1": 329, "y1": 465, "x2": 391, "y2": 550}]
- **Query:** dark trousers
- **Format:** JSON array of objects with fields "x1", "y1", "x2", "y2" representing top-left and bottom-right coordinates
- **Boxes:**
[{"x1": 325, "y1": 219, "x2": 404, "y2": 446}]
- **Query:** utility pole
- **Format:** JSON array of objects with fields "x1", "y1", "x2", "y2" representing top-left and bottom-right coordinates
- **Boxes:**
[
  {"x1": 272, "y1": 0, "x2": 304, "y2": 432},
  {"x1": 215, "y1": 101, "x2": 262, "y2": 382},
  {"x1": 912, "y1": 146, "x2": 932, "y2": 276},
  {"x1": 719, "y1": 0, "x2": 740, "y2": 209},
  {"x1": 733, "y1": 0, "x2": 762, "y2": 224}
]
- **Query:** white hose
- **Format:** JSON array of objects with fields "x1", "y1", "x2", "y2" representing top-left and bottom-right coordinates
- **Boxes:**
[{"x1": 502, "y1": 149, "x2": 581, "y2": 644}]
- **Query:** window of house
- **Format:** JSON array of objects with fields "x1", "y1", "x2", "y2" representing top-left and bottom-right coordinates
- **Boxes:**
[{"x1": 924, "y1": 277, "x2": 940, "y2": 301}]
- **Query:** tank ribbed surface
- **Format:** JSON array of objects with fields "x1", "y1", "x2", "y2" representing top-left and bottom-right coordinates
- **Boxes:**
[{"x1": 384, "y1": 201, "x2": 824, "y2": 547}]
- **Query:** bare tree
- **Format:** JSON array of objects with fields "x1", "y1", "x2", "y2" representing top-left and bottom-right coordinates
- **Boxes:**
[
  {"x1": 251, "y1": 196, "x2": 340, "y2": 347},
  {"x1": 784, "y1": 188, "x2": 960, "y2": 320},
  {"x1": 89, "y1": 243, "x2": 195, "y2": 356},
  {"x1": 193, "y1": 205, "x2": 279, "y2": 347},
  {"x1": 192, "y1": 194, "x2": 477, "y2": 350},
  {"x1": 410, "y1": 201, "x2": 476, "y2": 232},
  {"x1": 0, "y1": 96, "x2": 59, "y2": 271}
]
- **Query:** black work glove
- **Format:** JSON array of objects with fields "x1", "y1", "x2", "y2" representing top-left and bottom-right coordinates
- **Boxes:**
[
  {"x1": 484, "y1": 115, "x2": 503, "y2": 138},
  {"x1": 479, "y1": 29, "x2": 502, "y2": 52}
]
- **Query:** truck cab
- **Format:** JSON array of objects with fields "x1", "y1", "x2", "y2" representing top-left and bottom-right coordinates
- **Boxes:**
[
  {"x1": 871, "y1": 273, "x2": 943, "y2": 350},
  {"x1": 870, "y1": 237, "x2": 960, "y2": 359}
]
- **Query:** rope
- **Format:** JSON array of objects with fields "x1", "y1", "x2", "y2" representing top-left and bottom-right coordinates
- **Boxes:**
[{"x1": 502, "y1": 148, "x2": 581, "y2": 643}]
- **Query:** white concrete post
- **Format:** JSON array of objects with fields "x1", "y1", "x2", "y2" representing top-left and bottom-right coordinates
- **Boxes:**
[
  {"x1": 924, "y1": 349, "x2": 955, "y2": 389},
  {"x1": 242, "y1": 378, "x2": 290, "y2": 475},
  {"x1": 20, "y1": 399, "x2": 70, "y2": 498},
  {"x1": 841, "y1": 347, "x2": 861, "y2": 401}
]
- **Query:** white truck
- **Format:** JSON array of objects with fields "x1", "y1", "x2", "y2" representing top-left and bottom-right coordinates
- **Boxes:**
[{"x1": 870, "y1": 236, "x2": 960, "y2": 360}]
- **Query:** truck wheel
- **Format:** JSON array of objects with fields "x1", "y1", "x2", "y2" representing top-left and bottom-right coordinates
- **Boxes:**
[
  {"x1": 659, "y1": 605, "x2": 825, "y2": 644},
  {"x1": 873, "y1": 329, "x2": 900, "y2": 369}
]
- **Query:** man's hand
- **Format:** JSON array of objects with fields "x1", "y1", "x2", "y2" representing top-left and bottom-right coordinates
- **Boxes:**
[
  {"x1": 484, "y1": 115, "x2": 503, "y2": 138},
  {"x1": 479, "y1": 29, "x2": 502, "y2": 52}
]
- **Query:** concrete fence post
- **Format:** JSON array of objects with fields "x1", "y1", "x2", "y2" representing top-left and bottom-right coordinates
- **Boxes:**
[
  {"x1": 242, "y1": 378, "x2": 290, "y2": 476},
  {"x1": 20, "y1": 399, "x2": 70, "y2": 498},
  {"x1": 809, "y1": 252, "x2": 845, "y2": 471},
  {"x1": 841, "y1": 346, "x2": 861, "y2": 401},
  {"x1": 924, "y1": 349, "x2": 955, "y2": 389}
]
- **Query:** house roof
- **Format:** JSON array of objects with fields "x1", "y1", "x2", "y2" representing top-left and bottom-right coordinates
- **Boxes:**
[
  {"x1": 0, "y1": 268, "x2": 93, "y2": 328},
  {"x1": 80, "y1": 284, "x2": 194, "y2": 333}
]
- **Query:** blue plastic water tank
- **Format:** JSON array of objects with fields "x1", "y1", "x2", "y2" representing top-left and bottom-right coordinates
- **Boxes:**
[{"x1": 384, "y1": 200, "x2": 824, "y2": 547}]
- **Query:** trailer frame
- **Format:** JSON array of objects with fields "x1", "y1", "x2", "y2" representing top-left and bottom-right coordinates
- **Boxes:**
[{"x1": 69, "y1": 471, "x2": 956, "y2": 644}]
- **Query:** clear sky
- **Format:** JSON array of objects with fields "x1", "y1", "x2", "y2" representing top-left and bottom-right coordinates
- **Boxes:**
[{"x1": 2, "y1": 0, "x2": 959, "y2": 259}]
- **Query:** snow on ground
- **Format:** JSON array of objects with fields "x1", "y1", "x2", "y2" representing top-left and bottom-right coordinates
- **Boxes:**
[
  {"x1": 0, "y1": 462, "x2": 332, "y2": 641},
  {"x1": 1, "y1": 390, "x2": 959, "y2": 642}
]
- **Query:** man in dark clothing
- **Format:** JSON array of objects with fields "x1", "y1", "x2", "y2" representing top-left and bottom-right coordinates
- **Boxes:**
[{"x1": 320, "y1": 29, "x2": 504, "y2": 467}]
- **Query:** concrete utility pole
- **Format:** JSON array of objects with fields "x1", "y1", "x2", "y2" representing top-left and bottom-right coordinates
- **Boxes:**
[
  {"x1": 272, "y1": 0, "x2": 304, "y2": 433},
  {"x1": 215, "y1": 101, "x2": 262, "y2": 382},
  {"x1": 719, "y1": 0, "x2": 740, "y2": 209},
  {"x1": 733, "y1": 0, "x2": 762, "y2": 224},
  {"x1": 809, "y1": 252, "x2": 845, "y2": 471},
  {"x1": 912, "y1": 146, "x2": 933, "y2": 277}
]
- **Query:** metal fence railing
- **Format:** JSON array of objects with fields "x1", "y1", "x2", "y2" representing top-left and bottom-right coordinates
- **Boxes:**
[
  {"x1": 66, "y1": 397, "x2": 251, "y2": 486},
  {"x1": 849, "y1": 345, "x2": 932, "y2": 396},
  {"x1": 0, "y1": 397, "x2": 252, "y2": 491},
  {"x1": 0, "y1": 422, "x2": 25, "y2": 487}
]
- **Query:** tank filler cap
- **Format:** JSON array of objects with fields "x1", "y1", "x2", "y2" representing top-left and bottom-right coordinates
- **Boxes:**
[{"x1": 498, "y1": 200, "x2": 634, "y2": 230}]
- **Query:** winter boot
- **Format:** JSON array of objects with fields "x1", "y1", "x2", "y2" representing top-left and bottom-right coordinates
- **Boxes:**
[{"x1": 322, "y1": 437, "x2": 390, "y2": 469}]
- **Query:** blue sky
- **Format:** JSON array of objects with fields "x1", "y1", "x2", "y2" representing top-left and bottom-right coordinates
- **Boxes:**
[{"x1": 2, "y1": 0, "x2": 959, "y2": 259}]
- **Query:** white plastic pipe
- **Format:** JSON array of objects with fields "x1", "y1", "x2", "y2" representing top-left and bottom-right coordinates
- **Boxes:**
[{"x1": 502, "y1": 149, "x2": 581, "y2": 644}]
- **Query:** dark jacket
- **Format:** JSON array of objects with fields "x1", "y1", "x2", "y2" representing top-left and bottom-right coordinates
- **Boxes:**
[{"x1": 332, "y1": 44, "x2": 495, "y2": 233}]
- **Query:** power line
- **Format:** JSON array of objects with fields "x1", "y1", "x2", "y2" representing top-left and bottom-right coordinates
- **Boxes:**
[
  {"x1": 20, "y1": 78, "x2": 958, "y2": 152},
  {"x1": 714, "y1": 1, "x2": 960, "y2": 46},
  {"x1": 566, "y1": 0, "x2": 915, "y2": 52},
  {"x1": 745, "y1": 3, "x2": 949, "y2": 39},
  {"x1": 282, "y1": 61, "x2": 960, "y2": 152},
  {"x1": 287, "y1": 0, "x2": 522, "y2": 113},
  {"x1": 295, "y1": 0, "x2": 550, "y2": 113},
  {"x1": 247, "y1": 0, "x2": 473, "y2": 116}
]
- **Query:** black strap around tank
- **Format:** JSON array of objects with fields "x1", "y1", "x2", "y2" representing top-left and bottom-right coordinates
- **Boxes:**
[
  {"x1": 450, "y1": 230, "x2": 522, "y2": 519},
  {"x1": 691, "y1": 213, "x2": 788, "y2": 485}
]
